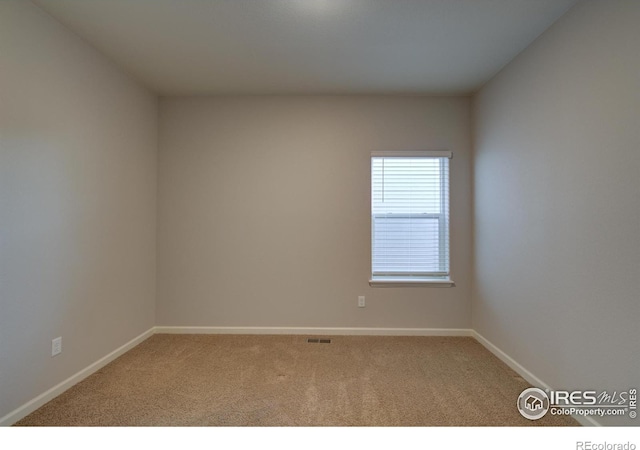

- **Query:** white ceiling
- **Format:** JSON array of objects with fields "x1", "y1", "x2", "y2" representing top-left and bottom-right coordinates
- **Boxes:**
[{"x1": 32, "y1": 0, "x2": 581, "y2": 95}]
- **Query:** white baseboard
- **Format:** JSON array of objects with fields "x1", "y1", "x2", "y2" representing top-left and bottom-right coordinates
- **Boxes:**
[
  {"x1": 0, "y1": 327, "x2": 155, "y2": 427},
  {"x1": 472, "y1": 330, "x2": 550, "y2": 389},
  {"x1": 471, "y1": 330, "x2": 599, "y2": 427},
  {"x1": 154, "y1": 326, "x2": 473, "y2": 337}
]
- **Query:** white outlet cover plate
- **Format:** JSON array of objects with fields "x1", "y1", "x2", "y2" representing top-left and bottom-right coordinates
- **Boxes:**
[{"x1": 52, "y1": 337, "x2": 62, "y2": 356}]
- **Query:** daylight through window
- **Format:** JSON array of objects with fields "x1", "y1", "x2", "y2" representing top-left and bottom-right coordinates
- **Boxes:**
[{"x1": 371, "y1": 151, "x2": 452, "y2": 285}]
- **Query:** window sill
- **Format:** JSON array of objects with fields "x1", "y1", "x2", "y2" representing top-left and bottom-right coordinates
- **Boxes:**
[{"x1": 368, "y1": 278, "x2": 455, "y2": 288}]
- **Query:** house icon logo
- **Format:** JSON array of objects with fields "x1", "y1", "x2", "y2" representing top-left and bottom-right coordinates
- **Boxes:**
[
  {"x1": 525, "y1": 395, "x2": 543, "y2": 411},
  {"x1": 517, "y1": 387, "x2": 549, "y2": 420}
]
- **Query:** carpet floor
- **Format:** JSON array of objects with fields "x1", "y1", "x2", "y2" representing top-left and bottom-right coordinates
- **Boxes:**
[{"x1": 15, "y1": 334, "x2": 578, "y2": 426}]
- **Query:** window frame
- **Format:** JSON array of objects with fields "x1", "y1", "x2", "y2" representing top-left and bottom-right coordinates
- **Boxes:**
[{"x1": 369, "y1": 151, "x2": 455, "y2": 288}]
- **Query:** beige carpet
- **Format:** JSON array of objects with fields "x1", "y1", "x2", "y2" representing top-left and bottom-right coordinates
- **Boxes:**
[{"x1": 15, "y1": 334, "x2": 578, "y2": 426}]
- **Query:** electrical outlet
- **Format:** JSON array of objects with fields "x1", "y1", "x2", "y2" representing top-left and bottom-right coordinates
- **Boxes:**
[
  {"x1": 52, "y1": 337, "x2": 62, "y2": 357},
  {"x1": 358, "y1": 296, "x2": 366, "y2": 308}
]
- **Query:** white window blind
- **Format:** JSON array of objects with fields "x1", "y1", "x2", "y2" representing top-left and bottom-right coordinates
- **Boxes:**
[{"x1": 371, "y1": 152, "x2": 451, "y2": 281}]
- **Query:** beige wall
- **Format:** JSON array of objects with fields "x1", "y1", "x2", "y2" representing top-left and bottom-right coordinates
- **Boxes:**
[
  {"x1": 158, "y1": 96, "x2": 472, "y2": 328},
  {"x1": 473, "y1": 0, "x2": 639, "y2": 425},
  {"x1": 0, "y1": 1, "x2": 157, "y2": 418}
]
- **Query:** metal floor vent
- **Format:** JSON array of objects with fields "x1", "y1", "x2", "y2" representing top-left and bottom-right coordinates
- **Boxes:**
[{"x1": 307, "y1": 338, "x2": 331, "y2": 344}]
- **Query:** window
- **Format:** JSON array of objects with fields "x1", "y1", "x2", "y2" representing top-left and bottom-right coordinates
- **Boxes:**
[{"x1": 370, "y1": 151, "x2": 453, "y2": 287}]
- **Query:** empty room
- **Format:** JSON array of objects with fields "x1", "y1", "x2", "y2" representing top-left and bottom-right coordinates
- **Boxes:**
[{"x1": 1, "y1": 0, "x2": 638, "y2": 441}]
